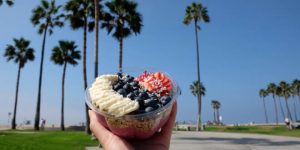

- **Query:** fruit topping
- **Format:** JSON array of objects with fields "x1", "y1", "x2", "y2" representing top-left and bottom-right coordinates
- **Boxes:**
[
  {"x1": 136, "y1": 71, "x2": 172, "y2": 96},
  {"x1": 109, "y1": 71, "x2": 174, "y2": 115}
]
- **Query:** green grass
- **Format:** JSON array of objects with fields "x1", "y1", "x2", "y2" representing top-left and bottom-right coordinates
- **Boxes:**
[
  {"x1": 0, "y1": 130, "x2": 98, "y2": 150},
  {"x1": 204, "y1": 125, "x2": 300, "y2": 137}
]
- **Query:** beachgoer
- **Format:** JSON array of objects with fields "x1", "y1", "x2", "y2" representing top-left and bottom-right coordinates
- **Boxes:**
[
  {"x1": 40, "y1": 119, "x2": 46, "y2": 130},
  {"x1": 89, "y1": 102, "x2": 177, "y2": 150},
  {"x1": 285, "y1": 117, "x2": 292, "y2": 130}
]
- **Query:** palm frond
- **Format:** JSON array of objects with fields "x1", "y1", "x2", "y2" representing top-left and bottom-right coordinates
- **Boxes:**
[
  {"x1": 65, "y1": 0, "x2": 102, "y2": 31},
  {"x1": 41, "y1": 0, "x2": 49, "y2": 9},
  {"x1": 104, "y1": 0, "x2": 142, "y2": 40},
  {"x1": 4, "y1": 45, "x2": 16, "y2": 61},
  {"x1": 51, "y1": 40, "x2": 81, "y2": 66},
  {"x1": 6, "y1": 0, "x2": 13, "y2": 6},
  {"x1": 190, "y1": 81, "x2": 206, "y2": 97},
  {"x1": 4, "y1": 38, "x2": 35, "y2": 68},
  {"x1": 183, "y1": 2, "x2": 210, "y2": 26},
  {"x1": 31, "y1": 0, "x2": 64, "y2": 35}
]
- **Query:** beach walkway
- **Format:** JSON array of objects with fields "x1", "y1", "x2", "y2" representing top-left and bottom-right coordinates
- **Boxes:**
[{"x1": 86, "y1": 131, "x2": 300, "y2": 150}]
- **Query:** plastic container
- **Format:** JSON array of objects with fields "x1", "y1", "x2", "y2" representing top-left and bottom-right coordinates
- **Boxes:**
[{"x1": 85, "y1": 71, "x2": 179, "y2": 139}]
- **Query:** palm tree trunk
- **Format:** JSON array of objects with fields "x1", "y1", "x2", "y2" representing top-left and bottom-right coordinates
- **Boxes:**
[
  {"x1": 94, "y1": 0, "x2": 99, "y2": 78},
  {"x1": 11, "y1": 64, "x2": 21, "y2": 129},
  {"x1": 293, "y1": 98, "x2": 298, "y2": 121},
  {"x1": 262, "y1": 98, "x2": 269, "y2": 123},
  {"x1": 284, "y1": 97, "x2": 293, "y2": 121},
  {"x1": 34, "y1": 24, "x2": 48, "y2": 130},
  {"x1": 213, "y1": 108, "x2": 216, "y2": 123},
  {"x1": 83, "y1": 17, "x2": 91, "y2": 135},
  {"x1": 272, "y1": 95, "x2": 279, "y2": 125},
  {"x1": 119, "y1": 27, "x2": 123, "y2": 72},
  {"x1": 217, "y1": 109, "x2": 220, "y2": 125},
  {"x1": 277, "y1": 97, "x2": 286, "y2": 121},
  {"x1": 298, "y1": 94, "x2": 300, "y2": 105},
  {"x1": 61, "y1": 62, "x2": 67, "y2": 131},
  {"x1": 197, "y1": 95, "x2": 201, "y2": 131},
  {"x1": 194, "y1": 20, "x2": 202, "y2": 131}
]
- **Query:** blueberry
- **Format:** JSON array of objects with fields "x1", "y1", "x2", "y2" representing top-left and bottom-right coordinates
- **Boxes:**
[
  {"x1": 132, "y1": 86, "x2": 139, "y2": 90},
  {"x1": 150, "y1": 94, "x2": 158, "y2": 99},
  {"x1": 137, "y1": 96, "x2": 144, "y2": 100},
  {"x1": 136, "y1": 96, "x2": 145, "y2": 109},
  {"x1": 117, "y1": 89, "x2": 127, "y2": 97},
  {"x1": 145, "y1": 107, "x2": 155, "y2": 112},
  {"x1": 118, "y1": 80, "x2": 124, "y2": 86},
  {"x1": 117, "y1": 72, "x2": 123, "y2": 78},
  {"x1": 150, "y1": 95, "x2": 158, "y2": 101},
  {"x1": 160, "y1": 96, "x2": 170, "y2": 101},
  {"x1": 130, "y1": 81, "x2": 139, "y2": 87},
  {"x1": 127, "y1": 92, "x2": 135, "y2": 100},
  {"x1": 139, "y1": 92, "x2": 149, "y2": 99},
  {"x1": 156, "y1": 103, "x2": 163, "y2": 108},
  {"x1": 113, "y1": 83, "x2": 122, "y2": 91},
  {"x1": 137, "y1": 99, "x2": 144, "y2": 108},
  {"x1": 161, "y1": 96, "x2": 172, "y2": 105},
  {"x1": 124, "y1": 76, "x2": 134, "y2": 83},
  {"x1": 165, "y1": 96, "x2": 172, "y2": 102},
  {"x1": 133, "y1": 90, "x2": 139, "y2": 96},
  {"x1": 144, "y1": 99, "x2": 158, "y2": 107},
  {"x1": 160, "y1": 96, "x2": 166, "y2": 101},
  {"x1": 123, "y1": 84, "x2": 132, "y2": 92},
  {"x1": 161, "y1": 100, "x2": 167, "y2": 105}
]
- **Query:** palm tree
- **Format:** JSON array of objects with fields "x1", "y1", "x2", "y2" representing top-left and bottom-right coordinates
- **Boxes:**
[
  {"x1": 275, "y1": 86, "x2": 286, "y2": 121},
  {"x1": 216, "y1": 101, "x2": 221, "y2": 124},
  {"x1": 292, "y1": 79, "x2": 300, "y2": 121},
  {"x1": 211, "y1": 100, "x2": 221, "y2": 124},
  {"x1": 183, "y1": 2, "x2": 209, "y2": 131},
  {"x1": 211, "y1": 100, "x2": 217, "y2": 123},
  {"x1": 267, "y1": 83, "x2": 279, "y2": 125},
  {"x1": 65, "y1": 0, "x2": 102, "y2": 134},
  {"x1": 292, "y1": 79, "x2": 300, "y2": 103},
  {"x1": 4, "y1": 37, "x2": 35, "y2": 129},
  {"x1": 259, "y1": 89, "x2": 269, "y2": 124},
  {"x1": 0, "y1": 0, "x2": 13, "y2": 7},
  {"x1": 31, "y1": 0, "x2": 64, "y2": 131},
  {"x1": 51, "y1": 40, "x2": 81, "y2": 131},
  {"x1": 101, "y1": 0, "x2": 142, "y2": 72},
  {"x1": 279, "y1": 81, "x2": 293, "y2": 121},
  {"x1": 190, "y1": 80, "x2": 206, "y2": 131}
]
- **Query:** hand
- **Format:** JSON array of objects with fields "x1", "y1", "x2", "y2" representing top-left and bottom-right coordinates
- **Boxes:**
[{"x1": 89, "y1": 102, "x2": 177, "y2": 150}]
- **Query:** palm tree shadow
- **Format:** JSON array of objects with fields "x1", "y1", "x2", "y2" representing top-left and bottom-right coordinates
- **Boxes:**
[{"x1": 176, "y1": 137, "x2": 300, "y2": 146}]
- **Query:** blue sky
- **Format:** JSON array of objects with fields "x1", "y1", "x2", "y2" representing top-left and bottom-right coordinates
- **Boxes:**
[{"x1": 0, "y1": 0, "x2": 300, "y2": 126}]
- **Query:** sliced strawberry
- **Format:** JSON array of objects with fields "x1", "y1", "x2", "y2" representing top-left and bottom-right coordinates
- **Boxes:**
[
  {"x1": 137, "y1": 71, "x2": 173, "y2": 96},
  {"x1": 161, "y1": 78, "x2": 169, "y2": 84},
  {"x1": 154, "y1": 72, "x2": 161, "y2": 79}
]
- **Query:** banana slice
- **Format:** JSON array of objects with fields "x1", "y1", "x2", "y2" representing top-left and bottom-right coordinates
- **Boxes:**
[{"x1": 89, "y1": 74, "x2": 139, "y2": 117}]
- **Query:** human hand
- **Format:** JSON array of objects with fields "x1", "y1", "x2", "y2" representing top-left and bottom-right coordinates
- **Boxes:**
[{"x1": 89, "y1": 102, "x2": 177, "y2": 150}]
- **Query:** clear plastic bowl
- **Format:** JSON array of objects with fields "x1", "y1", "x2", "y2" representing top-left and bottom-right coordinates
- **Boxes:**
[{"x1": 85, "y1": 71, "x2": 179, "y2": 139}]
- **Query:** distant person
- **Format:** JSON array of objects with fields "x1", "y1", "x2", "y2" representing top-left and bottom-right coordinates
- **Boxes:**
[
  {"x1": 40, "y1": 119, "x2": 46, "y2": 130},
  {"x1": 89, "y1": 102, "x2": 177, "y2": 150},
  {"x1": 285, "y1": 118, "x2": 292, "y2": 130},
  {"x1": 219, "y1": 116, "x2": 223, "y2": 125}
]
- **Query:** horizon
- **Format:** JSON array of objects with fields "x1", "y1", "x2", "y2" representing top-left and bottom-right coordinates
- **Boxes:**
[{"x1": 1, "y1": 0, "x2": 300, "y2": 126}]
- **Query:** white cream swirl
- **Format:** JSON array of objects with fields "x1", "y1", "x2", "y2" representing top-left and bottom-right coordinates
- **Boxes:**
[{"x1": 89, "y1": 74, "x2": 139, "y2": 117}]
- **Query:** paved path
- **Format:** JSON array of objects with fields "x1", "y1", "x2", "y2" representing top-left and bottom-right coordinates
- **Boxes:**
[
  {"x1": 86, "y1": 131, "x2": 300, "y2": 150},
  {"x1": 170, "y1": 131, "x2": 300, "y2": 150}
]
